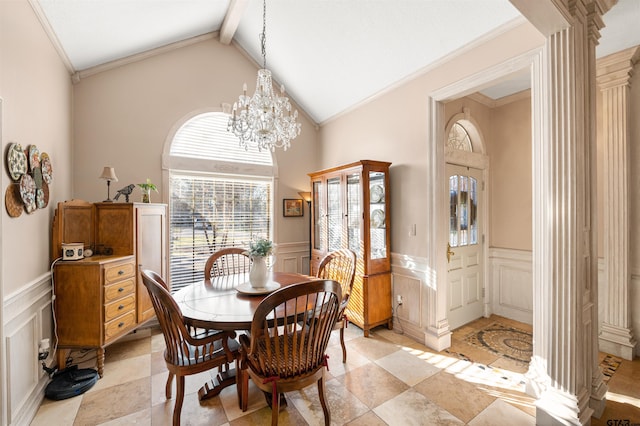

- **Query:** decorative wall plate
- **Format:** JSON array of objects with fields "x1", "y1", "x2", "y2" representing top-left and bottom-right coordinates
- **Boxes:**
[
  {"x1": 41, "y1": 181, "x2": 50, "y2": 208},
  {"x1": 7, "y1": 143, "x2": 28, "y2": 181},
  {"x1": 371, "y1": 208, "x2": 385, "y2": 228},
  {"x1": 5, "y1": 184, "x2": 23, "y2": 217},
  {"x1": 29, "y1": 145, "x2": 41, "y2": 170},
  {"x1": 20, "y1": 173, "x2": 36, "y2": 213},
  {"x1": 41, "y1": 152, "x2": 53, "y2": 184},
  {"x1": 32, "y1": 166, "x2": 43, "y2": 189},
  {"x1": 370, "y1": 184, "x2": 384, "y2": 203}
]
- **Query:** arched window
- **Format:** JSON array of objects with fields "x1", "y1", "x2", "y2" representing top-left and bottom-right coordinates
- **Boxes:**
[
  {"x1": 446, "y1": 122, "x2": 473, "y2": 152},
  {"x1": 166, "y1": 112, "x2": 274, "y2": 290}
]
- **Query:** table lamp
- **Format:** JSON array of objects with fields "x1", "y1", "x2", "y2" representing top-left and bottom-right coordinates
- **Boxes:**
[{"x1": 99, "y1": 166, "x2": 118, "y2": 202}]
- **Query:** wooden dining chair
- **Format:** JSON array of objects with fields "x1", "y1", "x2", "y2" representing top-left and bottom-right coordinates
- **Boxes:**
[
  {"x1": 316, "y1": 248, "x2": 357, "y2": 362},
  {"x1": 204, "y1": 247, "x2": 251, "y2": 285},
  {"x1": 140, "y1": 269, "x2": 239, "y2": 426},
  {"x1": 238, "y1": 280, "x2": 342, "y2": 426}
]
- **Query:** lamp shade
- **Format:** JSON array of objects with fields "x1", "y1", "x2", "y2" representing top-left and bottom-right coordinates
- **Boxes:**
[
  {"x1": 298, "y1": 191, "x2": 312, "y2": 203},
  {"x1": 99, "y1": 167, "x2": 118, "y2": 182}
]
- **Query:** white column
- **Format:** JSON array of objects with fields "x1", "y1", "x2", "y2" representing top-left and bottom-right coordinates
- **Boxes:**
[
  {"x1": 596, "y1": 46, "x2": 640, "y2": 361},
  {"x1": 524, "y1": 0, "x2": 609, "y2": 424}
]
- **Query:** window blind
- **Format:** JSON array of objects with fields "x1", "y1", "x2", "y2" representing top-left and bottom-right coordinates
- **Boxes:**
[{"x1": 168, "y1": 112, "x2": 274, "y2": 292}]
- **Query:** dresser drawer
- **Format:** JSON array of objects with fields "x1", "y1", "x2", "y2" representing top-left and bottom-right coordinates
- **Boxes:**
[
  {"x1": 104, "y1": 294, "x2": 136, "y2": 322},
  {"x1": 104, "y1": 310, "x2": 136, "y2": 341},
  {"x1": 104, "y1": 261, "x2": 135, "y2": 284},
  {"x1": 104, "y1": 277, "x2": 135, "y2": 303}
]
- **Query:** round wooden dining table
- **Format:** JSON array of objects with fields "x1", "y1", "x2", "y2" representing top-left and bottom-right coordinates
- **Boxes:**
[
  {"x1": 172, "y1": 271, "x2": 317, "y2": 401},
  {"x1": 173, "y1": 271, "x2": 316, "y2": 330}
]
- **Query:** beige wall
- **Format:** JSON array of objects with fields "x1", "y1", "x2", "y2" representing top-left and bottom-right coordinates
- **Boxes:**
[
  {"x1": 1, "y1": 0, "x2": 73, "y2": 295},
  {"x1": 319, "y1": 21, "x2": 545, "y2": 257},
  {"x1": 72, "y1": 37, "x2": 319, "y2": 244},
  {"x1": 488, "y1": 95, "x2": 532, "y2": 250}
]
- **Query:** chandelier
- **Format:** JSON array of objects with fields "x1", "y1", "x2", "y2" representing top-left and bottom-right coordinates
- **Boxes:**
[{"x1": 227, "y1": 0, "x2": 301, "y2": 152}]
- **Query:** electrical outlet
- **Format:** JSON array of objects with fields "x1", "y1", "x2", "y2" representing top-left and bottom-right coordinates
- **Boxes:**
[
  {"x1": 38, "y1": 338, "x2": 50, "y2": 361},
  {"x1": 396, "y1": 295, "x2": 403, "y2": 305}
]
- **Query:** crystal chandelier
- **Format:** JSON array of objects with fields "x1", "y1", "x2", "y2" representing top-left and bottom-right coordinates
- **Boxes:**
[{"x1": 228, "y1": 0, "x2": 301, "y2": 152}]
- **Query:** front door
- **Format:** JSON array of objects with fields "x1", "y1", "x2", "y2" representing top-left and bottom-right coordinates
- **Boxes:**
[{"x1": 446, "y1": 164, "x2": 484, "y2": 330}]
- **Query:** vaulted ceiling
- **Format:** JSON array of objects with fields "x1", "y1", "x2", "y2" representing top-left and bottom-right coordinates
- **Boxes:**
[{"x1": 35, "y1": 0, "x2": 640, "y2": 124}]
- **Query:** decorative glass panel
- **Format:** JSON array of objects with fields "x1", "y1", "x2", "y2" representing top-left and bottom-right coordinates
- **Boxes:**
[
  {"x1": 369, "y1": 171, "x2": 386, "y2": 260},
  {"x1": 449, "y1": 175, "x2": 458, "y2": 247},
  {"x1": 470, "y1": 177, "x2": 478, "y2": 244},
  {"x1": 327, "y1": 177, "x2": 342, "y2": 252},
  {"x1": 346, "y1": 173, "x2": 361, "y2": 257},
  {"x1": 446, "y1": 122, "x2": 472, "y2": 152},
  {"x1": 313, "y1": 181, "x2": 324, "y2": 251},
  {"x1": 449, "y1": 173, "x2": 478, "y2": 248}
]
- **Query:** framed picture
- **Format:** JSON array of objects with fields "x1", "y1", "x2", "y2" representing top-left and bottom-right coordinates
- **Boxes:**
[{"x1": 283, "y1": 198, "x2": 303, "y2": 217}]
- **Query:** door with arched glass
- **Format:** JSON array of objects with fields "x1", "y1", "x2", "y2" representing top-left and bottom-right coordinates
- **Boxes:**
[{"x1": 445, "y1": 121, "x2": 485, "y2": 330}]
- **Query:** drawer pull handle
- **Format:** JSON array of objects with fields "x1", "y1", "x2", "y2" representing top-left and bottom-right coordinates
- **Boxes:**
[
  {"x1": 118, "y1": 305, "x2": 124, "y2": 310},
  {"x1": 118, "y1": 270, "x2": 124, "y2": 275},
  {"x1": 118, "y1": 287, "x2": 124, "y2": 292},
  {"x1": 118, "y1": 322, "x2": 124, "y2": 328}
]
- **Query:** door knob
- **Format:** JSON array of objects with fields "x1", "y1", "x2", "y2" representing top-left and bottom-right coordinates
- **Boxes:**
[{"x1": 447, "y1": 243, "x2": 455, "y2": 263}]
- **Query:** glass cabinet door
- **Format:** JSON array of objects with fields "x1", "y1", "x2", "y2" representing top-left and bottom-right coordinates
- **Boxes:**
[
  {"x1": 369, "y1": 171, "x2": 387, "y2": 260},
  {"x1": 346, "y1": 172, "x2": 361, "y2": 258},
  {"x1": 327, "y1": 176, "x2": 342, "y2": 252},
  {"x1": 312, "y1": 180, "x2": 324, "y2": 252}
]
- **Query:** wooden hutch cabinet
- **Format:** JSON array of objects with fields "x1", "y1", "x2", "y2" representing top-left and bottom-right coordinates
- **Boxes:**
[
  {"x1": 51, "y1": 200, "x2": 167, "y2": 376},
  {"x1": 309, "y1": 160, "x2": 392, "y2": 336}
]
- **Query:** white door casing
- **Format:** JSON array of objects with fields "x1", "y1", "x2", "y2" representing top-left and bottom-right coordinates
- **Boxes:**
[{"x1": 446, "y1": 164, "x2": 484, "y2": 330}]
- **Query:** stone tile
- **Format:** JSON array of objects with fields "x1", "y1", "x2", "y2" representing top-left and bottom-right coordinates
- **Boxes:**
[
  {"x1": 414, "y1": 371, "x2": 496, "y2": 423},
  {"x1": 150, "y1": 350, "x2": 167, "y2": 376},
  {"x1": 219, "y1": 377, "x2": 268, "y2": 420},
  {"x1": 98, "y1": 408, "x2": 151, "y2": 425},
  {"x1": 75, "y1": 377, "x2": 151, "y2": 425},
  {"x1": 374, "y1": 388, "x2": 464, "y2": 425},
  {"x1": 89, "y1": 354, "x2": 151, "y2": 393},
  {"x1": 337, "y1": 362, "x2": 409, "y2": 408},
  {"x1": 30, "y1": 395, "x2": 83, "y2": 426},
  {"x1": 375, "y1": 348, "x2": 440, "y2": 386},
  {"x1": 345, "y1": 410, "x2": 388, "y2": 426},
  {"x1": 347, "y1": 334, "x2": 401, "y2": 361},
  {"x1": 324, "y1": 340, "x2": 371, "y2": 378},
  {"x1": 468, "y1": 398, "x2": 535, "y2": 425},
  {"x1": 489, "y1": 355, "x2": 529, "y2": 374},
  {"x1": 228, "y1": 404, "x2": 306, "y2": 426},
  {"x1": 287, "y1": 377, "x2": 369, "y2": 425},
  {"x1": 105, "y1": 336, "x2": 151, "y2": 363}
]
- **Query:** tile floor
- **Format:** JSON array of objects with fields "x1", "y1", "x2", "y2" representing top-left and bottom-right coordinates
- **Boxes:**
[{"x1": 31, "y1": 315, "x2": 640, "y2": 425}]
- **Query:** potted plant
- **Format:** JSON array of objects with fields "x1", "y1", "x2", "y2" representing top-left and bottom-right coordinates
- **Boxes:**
[
  {"x1": 138, "y1": 178, "x2": 158, "y2": 203},
  {"x1": 245, "y1": 238, "x2": 273, "y2": 288}
]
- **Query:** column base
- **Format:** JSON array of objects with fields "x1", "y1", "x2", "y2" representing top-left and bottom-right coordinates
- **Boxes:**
[
  {"x1": 536, "y1": 387, "x2": 593, "y2": 426},
  {"x1": 424, "y1": 323, "x2": 451, "y2": 352},
  {"x1": 599, "y1": 323, "x2": 637, "y2": 360}
]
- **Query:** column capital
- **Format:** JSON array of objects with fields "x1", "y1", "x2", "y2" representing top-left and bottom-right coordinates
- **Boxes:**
[{"x1": 596, "y1": 45, "x2": 640, "y2": 89}]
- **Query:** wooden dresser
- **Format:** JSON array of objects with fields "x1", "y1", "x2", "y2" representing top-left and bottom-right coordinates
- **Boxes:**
[{"x1": 51, "y1": 200, "x2": 167, "y2": 376}]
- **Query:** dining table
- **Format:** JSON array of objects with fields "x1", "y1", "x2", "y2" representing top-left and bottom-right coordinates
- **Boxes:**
[{"x1": 172, "y1": 271, "x2": 317, "y2": 401}]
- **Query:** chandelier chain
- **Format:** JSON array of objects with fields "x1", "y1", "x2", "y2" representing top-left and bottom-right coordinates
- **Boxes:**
[
  {"x1": 227, "y1": 0, "x2": 301, "y2": 152},
  {"x1": 260, "y1": 0, "x2": 267, "y2": 69}
]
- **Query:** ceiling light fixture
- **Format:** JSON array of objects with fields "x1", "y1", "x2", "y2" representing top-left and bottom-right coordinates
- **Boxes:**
[{"x1": 227, "y1": 0, "x2": 301, "y2": 152}]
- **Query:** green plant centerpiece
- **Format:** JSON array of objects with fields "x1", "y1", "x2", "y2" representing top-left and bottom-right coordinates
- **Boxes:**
[
  {"x1": 246, "y1": 238, "x2": 273, "y2": 289},
  {"x1": 247, "y1": 238, "x2": 273, "y2": 258},
  {"x1": 138, "y1": 178, "x2": 158, "y2": 203}
]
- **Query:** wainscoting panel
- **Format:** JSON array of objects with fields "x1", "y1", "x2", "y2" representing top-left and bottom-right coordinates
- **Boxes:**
[
  {"x1": 489, "y1": 248, "x2": 533, "y2": 324},
  {"x1": 3, "y1": 273, "x2": 53, "y2": 425},
  {"x1": 273, "y1": 242, "x2": 308, "y2": 275}
]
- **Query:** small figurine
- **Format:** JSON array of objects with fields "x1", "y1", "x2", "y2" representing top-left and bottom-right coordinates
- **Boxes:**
[{"x1": 114, "y1": 184, "x2": 135, "y2": 202}]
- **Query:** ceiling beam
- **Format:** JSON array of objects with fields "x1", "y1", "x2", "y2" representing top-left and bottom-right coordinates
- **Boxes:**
[{"x1": 220, "y1": 0, "x2": 248, "y2": 45}]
